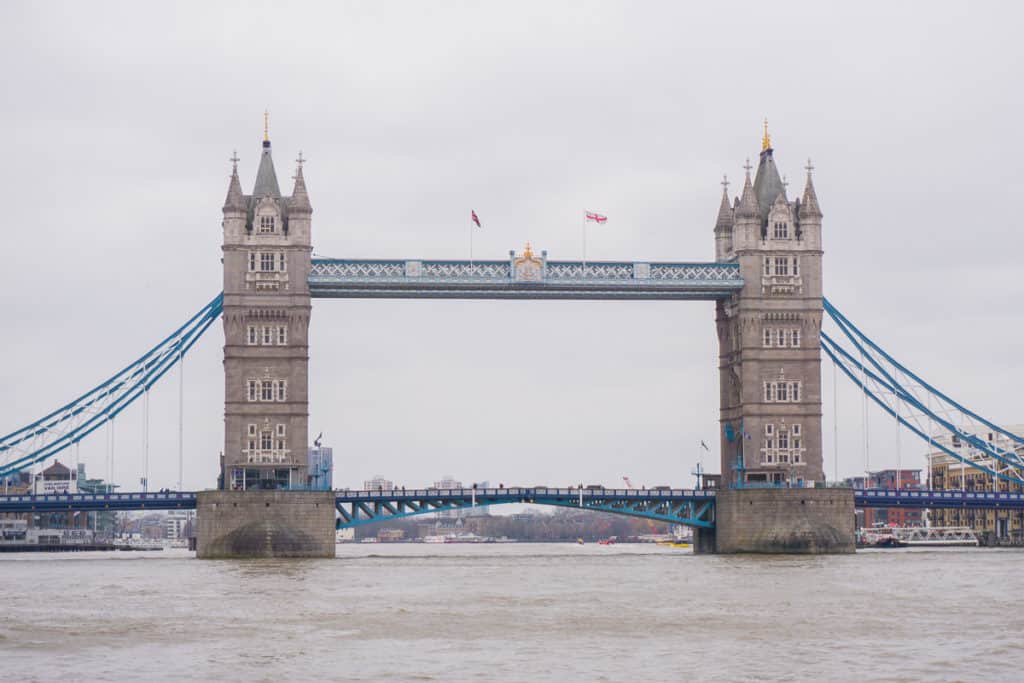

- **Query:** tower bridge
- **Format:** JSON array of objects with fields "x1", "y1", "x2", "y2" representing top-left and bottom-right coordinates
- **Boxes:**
[{"x1": 4, "y1": 122, "x2": 1023, "y2": 557}]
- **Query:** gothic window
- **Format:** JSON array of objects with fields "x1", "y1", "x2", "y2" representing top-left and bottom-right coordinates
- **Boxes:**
[
  {"x1": 776, "y1": 329, "x2": 786, "y2": 347},
  {"x1": 774, "y1": 257, "x2": 789, "y2": 276},
  {"x1": 763, "y1": 328, "x2": 772, "y2": 347},
  {"x1": 248, "y1": 253, "x2": 256, "y2": 272},
  {"x1": 247, "y1": 326, "x2": 257, "y2": 345},
  {"x1": 778, "y1": 432, "x2": 790, "y2": 450},
  {"x1": 247, "y1": 424, "x2": 257, "y2": 437},
  {"x1": 261, "y1": 380, "x2": 274, "y2": 401},
  {"x1": 260, "y1": 253, "x2": 275, "y2": 272},
  {"x1": 259, "y1": 215, "x2": 276, "y2": 233},
  {"x1": 790, "y1": 329, "x2": 801, "y2": 347},
  {"x1": 276, "y1": 424, "x2": 286, "y2": 437},
  {"x1": 763, "y1": 381, "x2": 802, "y2": 403},
  {"x1": 793, "y1": 424, "x2": 801, "y2": 436},
  {"x1": 275, "y1": 380, "x2": 287, "y2": 401},
  {"x1": 261, "y1": 432, "x2": 273, "y2": 451},
  {"x1": 791, "y1": 257, "x2": 800, "y2": 276},
  {"x1": 262, "y1": 326, "x2": 273, "y2": 345},
  {"x1": 278, "y1": 252, "x2": 287, "y2": 272},
  {"x1": 773, "y1": 222, "x2": 789, "y2": 239},
  {"x1": 247, "y1": 380, "x2": 258, "y2": 402},
  {"x1": 763, "y1": 257, "x2": 771, "y2": 277},
  {"x1": 277, "y1": 325, "x2": 288, "y2": 345}
]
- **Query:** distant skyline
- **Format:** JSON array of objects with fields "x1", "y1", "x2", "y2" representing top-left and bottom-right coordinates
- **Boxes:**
[{"x1": 2, "y1": 2, "x2": 1022, "y2": 491}]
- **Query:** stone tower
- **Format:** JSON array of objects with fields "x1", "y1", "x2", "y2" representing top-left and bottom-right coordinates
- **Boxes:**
[
  {"x1": 715, "y1": 125, "x2": 825, "y2": 487},
  {"x1": 220, "y1": 122, "x2": 312, "y2": 491}
]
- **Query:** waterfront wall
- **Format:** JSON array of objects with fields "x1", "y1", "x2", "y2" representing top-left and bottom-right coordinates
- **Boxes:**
[
  {"x1": 709, "y1": 488, "x2": 855, "y2": 554},
  {"x1": 196, "y1": 490, "x2": 335, "y2": 559}
]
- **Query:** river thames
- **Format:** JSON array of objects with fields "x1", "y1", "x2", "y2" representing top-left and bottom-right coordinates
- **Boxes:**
[{"x1": 1, "y1": 544, "x2": 1021, "y2": 682}]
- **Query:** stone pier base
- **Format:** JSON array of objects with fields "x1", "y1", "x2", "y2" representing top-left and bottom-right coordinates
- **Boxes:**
[
  {"x1": 196, "y1": 490, "x2": 336, "y2": 559},
  {"x1": 696, "y1": 488, "x2": 855, "y2": 554}
]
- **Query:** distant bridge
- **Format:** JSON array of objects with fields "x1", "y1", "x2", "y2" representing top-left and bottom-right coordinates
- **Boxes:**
[{"x1": 4, "y1": 488, "x2": 1024, "y2": 529}]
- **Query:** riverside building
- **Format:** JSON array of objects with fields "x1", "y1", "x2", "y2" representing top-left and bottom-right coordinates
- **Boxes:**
[{"x1": 927, "y1": 425, "x2": 1024, "y2": 543}]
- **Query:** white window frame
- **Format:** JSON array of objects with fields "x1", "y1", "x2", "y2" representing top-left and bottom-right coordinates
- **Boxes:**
[
  {"x1": 774, "y1": 256, "x2": 789, "y2": 276},
  {"x1": 261, "y1": 380, "x2": 274, "y2": 402},
  {"x1": 277, "y1": 325, "x2": 288, "y2": 346},
  {"x1": 278, "y1": 252, "x2": 287, "y2": 272},
  {"x1": 259, "y1": 215, "x2": 276, "y2": 233},
  {"x1": 248, "y1": 252, "x2": 256, "y2": 272},
  {"x1": 276, "y1": 380, "x2": 287, "y2": 402},
  {"x1": 247, "y1": 326, "x2": 257, "y2": 345},
  {"x1": 260, "y1": 252, "x2": 275, "y2": 272},
  {"x1": 247, "y1": 380, "x2": 258, "y2": 402}
]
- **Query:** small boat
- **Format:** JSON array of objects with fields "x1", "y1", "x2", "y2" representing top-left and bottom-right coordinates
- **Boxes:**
[
  {"x1": 598, "y1": 537, "x2": 616, "y2": 546},
  {"x1": 656, "y1": 541, "x2": 692, "y2": 548}
]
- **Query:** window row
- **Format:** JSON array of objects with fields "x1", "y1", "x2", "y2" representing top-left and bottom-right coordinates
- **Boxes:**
[
  {"x1": 245, "y1": 424, "x2": 288, "y2": 454},
  {"x1": 246, "y1": 379, "x2": 288, "y2": 402},
  {"x1": 762, "y1": 256, "x2": 800, "y2": 277},
  {"x1": 762, "y1": 328, "x2": 801, "y2": 348},
  {"x1": 763, "y1": 381, "x2": 802, "y2": 403},
  {"x1": 246, "y1": 324, "x2": 288, "y2": 346},
  {"x1": 761, "y1": 423, "x2": 804, "y2": 465},
  {"x1": 248, "y1": 251, "x2": 288, "y2": 273},
  {"x1": 258, "y1": 215, "x2": 276, "y2": 233}
]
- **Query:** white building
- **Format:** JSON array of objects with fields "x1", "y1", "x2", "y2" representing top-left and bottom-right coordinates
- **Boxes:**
[{"x1": 363, "y1": 475, "x2": 394, "y2": 492}]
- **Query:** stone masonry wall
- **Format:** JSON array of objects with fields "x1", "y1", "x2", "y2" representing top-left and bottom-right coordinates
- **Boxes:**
[
  {"x1": 196, "y1": 490, "x2": 335, "y2": 559},
  {"x1": 714, "y1": 488, "x2": 855, "y2": 554}
]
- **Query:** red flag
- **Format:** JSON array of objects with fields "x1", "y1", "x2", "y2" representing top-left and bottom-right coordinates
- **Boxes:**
[
  {"x1": 585, "y1": 211, "x2": 607, "y2": 224},
  {"x1": 471, "y1": 210, "x2": 481, "y2": 228}
]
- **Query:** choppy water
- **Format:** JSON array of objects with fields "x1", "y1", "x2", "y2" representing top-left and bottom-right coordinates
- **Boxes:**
[{"x1": 1, "y1": 544, "x2": 1022, "y2": 682}]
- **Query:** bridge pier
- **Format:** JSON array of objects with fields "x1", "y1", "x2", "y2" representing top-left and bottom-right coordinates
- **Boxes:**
[
  {"x1": 697, "y1": 488, "x2": 855, "y2": 554},
  {"x1": 196, "y1": 490, "x2": 336, "y2": 559}
]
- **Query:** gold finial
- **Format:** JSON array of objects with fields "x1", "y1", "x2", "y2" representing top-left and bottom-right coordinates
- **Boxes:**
[
  {"x1": 523, "y1": 241, "x2": 534, "y2": 258},
  {"x1": 264, "y1": 110, "x2": 269, "y2": 142},
  {"x1": 761, "y1": 117, "x2": 771, "y2": 151}
]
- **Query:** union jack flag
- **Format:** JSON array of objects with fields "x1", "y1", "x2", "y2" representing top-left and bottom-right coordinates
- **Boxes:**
[
  {"x1": 471, "y1": 210, "x2": 481, "y2": 227},
  {"x1": 585, "y1": 211, "x2": 607, "y2": 224}
]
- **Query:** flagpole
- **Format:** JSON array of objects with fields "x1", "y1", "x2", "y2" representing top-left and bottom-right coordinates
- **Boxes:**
[
  {"x1": 470, "y1": 215, "x2": 474, "y2": 267},
  {"x1": 582, "y1": 210, "x2": 587, "y2": 266}
]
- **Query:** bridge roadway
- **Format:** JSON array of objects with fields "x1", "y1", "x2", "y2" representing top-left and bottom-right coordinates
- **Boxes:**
[{"x1": 3, "y1": 488, "x2": 1024, "y2": 528}]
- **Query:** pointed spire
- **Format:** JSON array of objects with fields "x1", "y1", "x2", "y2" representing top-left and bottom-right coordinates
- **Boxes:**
[
  {"x1": 223, "y1": 150, "x2": 245, "y2": 212},
  {"x1": 715, "y1": 175, "x2": 733, "y2": 231},
  {"x1": 253, "y1": 135, "x2": 281, "y2": 198},
  {"x1": 799, "y1": 158, "x2": 822, "y2": 219},
  {"x1": 762, "y1": 117, "x2": 771, "y2": 152},
  {"x1": 736, "y1": 160, "x2": 759, "y2": 219},
  {"x1": 289, "y1": 151, "x2": 312, "y2": 214}
]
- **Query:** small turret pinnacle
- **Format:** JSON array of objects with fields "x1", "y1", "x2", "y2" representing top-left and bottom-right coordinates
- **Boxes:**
[
  {"x1": 290, "y1": 152, "x2": 312, "y2": 214},
  {"x1": 799, "y1": 158, "x2": 822, "y2": 219},
  {"x1": 762, "y1": 118, "x2": 771, "y2": 152},
  {"x1": 223, "y1": 151, "x2": 245, "y2": 212},
  {"x1": 715, "y1": 175, "x2": 733, "y2": 231},
  {"x1": 736, "y1": 162, "x2": 759, "y2": 219},
  {"x1": 264, "y1": 110, "x2": 270, "y2": 145}
]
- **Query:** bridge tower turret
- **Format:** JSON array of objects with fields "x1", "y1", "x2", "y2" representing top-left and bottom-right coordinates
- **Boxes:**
[
  {"x1": 220, "y1": 119, "x2": 312, "y2": 492},
  {"x1": 715, "y1": 125, "x2": 825, "y2": 488}
]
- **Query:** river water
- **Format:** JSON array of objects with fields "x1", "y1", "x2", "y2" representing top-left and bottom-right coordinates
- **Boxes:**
[{"x1": 1, "y1": 544, "x2": 1022, "y2": 682}]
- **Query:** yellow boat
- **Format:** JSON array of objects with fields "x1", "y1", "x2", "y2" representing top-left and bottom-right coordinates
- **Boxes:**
[{"x1": 655, "y1": 541, "x2": 691, "y2": 548}]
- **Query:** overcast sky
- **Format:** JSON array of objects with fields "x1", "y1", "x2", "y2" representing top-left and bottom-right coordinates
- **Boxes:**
[{"x1": 1, "y1": 2, "x2": 1022, "y2": 492}]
